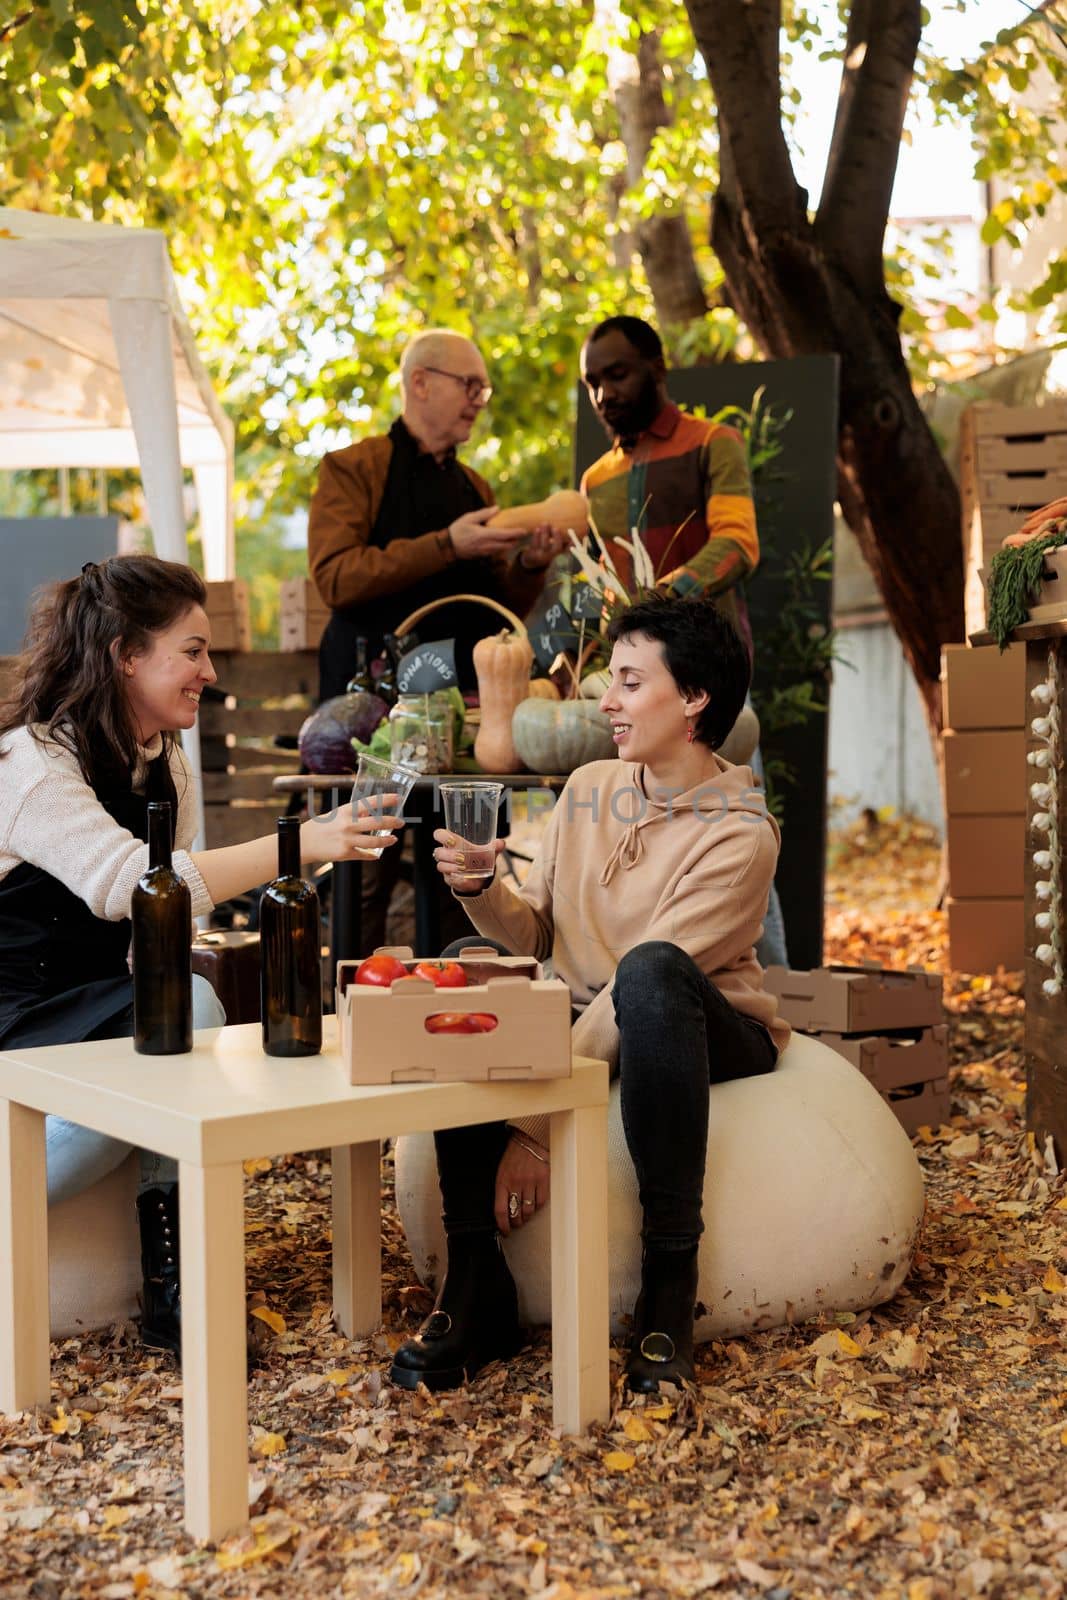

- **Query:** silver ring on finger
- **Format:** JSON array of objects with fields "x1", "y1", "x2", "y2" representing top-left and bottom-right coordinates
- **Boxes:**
[
  {"x1": 522, "y1": 1198, "x2": 535, "y2": 1211},
  {"x1": 507, "y1": 1191, "x2": 520, "y2": 1221}
]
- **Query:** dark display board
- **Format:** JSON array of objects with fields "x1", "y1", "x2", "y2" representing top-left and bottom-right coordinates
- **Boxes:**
[
  {"x1": 573, "y1": 355, "x2": 840, "y2": 968},
  {"x1": 0, "y1": 517, "x2": 119, "y2": 655}
]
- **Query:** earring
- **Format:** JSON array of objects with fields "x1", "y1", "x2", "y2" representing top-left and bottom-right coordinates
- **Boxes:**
[
  {"x1": 686, "y1": 717, "x2": 695, "y2": 744},
  {"x1": 124, "y1": 664, "x2": 134, "y2": 677}
]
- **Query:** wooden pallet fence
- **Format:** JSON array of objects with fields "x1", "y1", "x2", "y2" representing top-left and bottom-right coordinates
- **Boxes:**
[{"x1": 198, "y1": 650, "x2": 317, "y2": 847}]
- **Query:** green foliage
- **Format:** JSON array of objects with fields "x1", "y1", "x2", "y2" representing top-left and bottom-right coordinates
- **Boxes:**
[
  {"x1": 986, "y1": 524, "x2": 1067, "y2": 650},
  {"x1": 3, "y1": 0, "x2": 1067, "y2": 646}
]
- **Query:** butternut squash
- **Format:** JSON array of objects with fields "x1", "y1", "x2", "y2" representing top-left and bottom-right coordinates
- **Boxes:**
[
  {"x1": 488, "y1": 489, "x2": 589, "y2": 538},
  {"x1": 473, "y1": 629, "x2": 534, "y2": 773}
]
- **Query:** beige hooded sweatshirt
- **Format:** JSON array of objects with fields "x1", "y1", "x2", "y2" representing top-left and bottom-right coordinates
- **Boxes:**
[{"x1": 455, "y1": 758, "x2": 791, "y2": 1147}]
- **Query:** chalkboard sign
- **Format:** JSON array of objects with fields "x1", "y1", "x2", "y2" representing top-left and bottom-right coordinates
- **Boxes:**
[
  {"x1": 396, "y1": 638, "x2": 458, "y2": 693},
  {"x1": 526, "y1": 595, "x2": 582, "y2": 671},
  {"x1": 570, "y1": 575, "x2": 605, "y2": 623}
]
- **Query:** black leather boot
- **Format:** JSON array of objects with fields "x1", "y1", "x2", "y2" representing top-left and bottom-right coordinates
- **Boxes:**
[
  {"x1": 136, "y1": 1184, "x2": 181, "y2": 1360},
  {"x1": 626, "y1": 1244, "x2": 699, "y2": 1394},
  {"x1": 390, "y1": 1233, "x2": 522, "y2": 1391}
]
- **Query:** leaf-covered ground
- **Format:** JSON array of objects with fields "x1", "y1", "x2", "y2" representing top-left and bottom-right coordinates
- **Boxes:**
[{"x1": 2, "y1": 816, "x2": 1065, "y2": 1600}]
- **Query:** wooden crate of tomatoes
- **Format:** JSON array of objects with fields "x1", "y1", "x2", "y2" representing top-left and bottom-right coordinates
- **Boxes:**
[{"x1": 337, "y1": 945, "x2": 572, "y2": 1084}]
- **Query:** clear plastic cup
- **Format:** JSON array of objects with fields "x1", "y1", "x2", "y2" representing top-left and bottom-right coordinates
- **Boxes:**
[
  {"x1": 439, "y1": 781, "x2": 504, "y2": 889},
  {"x1": 351, "y1": 753, "x2": 419, "y2": 858}
]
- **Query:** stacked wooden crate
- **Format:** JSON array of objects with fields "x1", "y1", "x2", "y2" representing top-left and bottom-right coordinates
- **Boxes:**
[
  {"x1": 941, "y1": 643, "x2": 1026, "y2": 971},
  {"x1": 198, "y1": 650, "x2": 316, "y2": 847},
  {"x1": 961, "y1": 400, "x2": 1067, "y2": 636},
  {"x1": 280, "y1": 579, "x2": 329, "y2": 652},
  {"x1": 202, "y1": 580, "x2": 252, "y2": 652},
  {"x1": 764, "y1": 965, "x2": 949, "y2": 1135}
]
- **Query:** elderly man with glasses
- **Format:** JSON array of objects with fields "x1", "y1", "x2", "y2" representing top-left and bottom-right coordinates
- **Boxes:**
[
  {"x1": 310, "y1": 329, "x2": 563, "y2": 702},
  {"x1": 308, "y1": 329, "x2": 564, "y2": 952}
]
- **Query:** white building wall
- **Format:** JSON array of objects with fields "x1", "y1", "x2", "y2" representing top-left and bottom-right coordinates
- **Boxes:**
[{"x1": 827, "y1": 619, "x2": 944, "y2": 829}]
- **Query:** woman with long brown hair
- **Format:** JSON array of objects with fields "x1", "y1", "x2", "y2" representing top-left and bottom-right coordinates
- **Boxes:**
[{"x1": 0, "y1": 554, "x2": 402, "y2": 1356}]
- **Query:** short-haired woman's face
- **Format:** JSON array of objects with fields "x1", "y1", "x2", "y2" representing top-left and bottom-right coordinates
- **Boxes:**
[
  {"x1": 121, "y1": 604, "x2": 217, "y2": 744},
  {"x1": 598, "y1": 631, "x2": 706, "y2": 768}
]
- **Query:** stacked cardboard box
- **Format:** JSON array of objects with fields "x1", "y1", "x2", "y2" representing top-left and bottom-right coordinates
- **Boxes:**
[
  {"x1": 203, "y1": 579, "x2": 251, "y2": 652},
  {"x1": 764, "y1": 964, "x2": 949, "y2": 1135},
  {"x1": 941, "y1": 643, "x2": 1026, "y2": 971},
  {"x1": 280, "y1": 578, "x2": 329, "y2": 652},
  {"x1": 961, "y1": 400, "x2": 1067, "y2": 635}
]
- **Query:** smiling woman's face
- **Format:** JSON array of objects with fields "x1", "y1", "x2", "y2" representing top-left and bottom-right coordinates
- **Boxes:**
[
  {"x1": 598, "y1": 631, "x2": 705, "y2": 765},
  {"x1": 121, "y1": 604, "x2": 217, "y2": 744}
]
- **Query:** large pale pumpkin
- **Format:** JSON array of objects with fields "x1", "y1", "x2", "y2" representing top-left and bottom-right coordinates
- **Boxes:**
[
  {"x1": 488, "y1": 489, "x2": 589, "y2": 538},
  {"x1": 473, "y1": 629, "x2": 534, "y2": 773},
  {"x1": 511, "y1": 698, "x2": 617, "y2": 774}
]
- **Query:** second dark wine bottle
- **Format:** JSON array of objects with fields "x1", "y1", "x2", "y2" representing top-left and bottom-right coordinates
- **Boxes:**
[
  {"x1": 346, "y1": 635, "x2": 376, "y2": 696},
  {"x1": 132, "y1": 801, "x2": 193, "y2": 1055},
  {"x1": 261, "y1": 816, "x2": 322, "y2": 1057}
]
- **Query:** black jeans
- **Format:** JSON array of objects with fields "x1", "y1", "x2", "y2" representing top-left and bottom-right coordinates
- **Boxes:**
[{"x1": 433, "y1": 939, "x2": 777, "y2": 1247}]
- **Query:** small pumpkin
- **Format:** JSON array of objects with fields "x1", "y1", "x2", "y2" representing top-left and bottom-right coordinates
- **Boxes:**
[
  {"x1": 578, "y1": 668, "x2": 610, "y2": 701},
  {"x1": 511, "y1": 698, "x2": 617, "y2": 774},
  {"x1": 527, "y1": 677, "x2": 562, "y2": 702},
  {"x1": 488, "y1": 489, "x2": 589, "y2": 538},
  {"x1": 473, "y1": 629, "x2": 534, "y2": 773}
]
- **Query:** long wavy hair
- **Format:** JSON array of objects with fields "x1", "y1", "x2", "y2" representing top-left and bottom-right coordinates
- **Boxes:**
[{"x1": 0, "y1": 555, "x2": 207, "y2": 790}]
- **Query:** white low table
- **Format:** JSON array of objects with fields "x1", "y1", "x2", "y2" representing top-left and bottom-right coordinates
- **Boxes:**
[{"x1": 0, "y1": 1021, "x2": 609, "y2": 1542}]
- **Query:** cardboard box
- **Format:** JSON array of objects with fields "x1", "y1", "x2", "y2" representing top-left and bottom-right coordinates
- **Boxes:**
[
  {"x1": 337, "y1": 945, "x2": 572, "y2": 1084},
  {"x1": 941, "y1": 643, "x2": 1025, "y2": 731},
  {"x1": 946, "y1": 897, "x2": 1024, "y2": 973},
  {"x1": 885, "y1": 1077, "x2": 952, "y2": 1137},
  {"x1": 280, "y1": 578, "x2": 329, "y2": 652},
  {"x1": 762, "y1": 965, "x2": 943, "y2": 1035},
  {"x1": 819, "y1": 1024, "x2": 948, "y2": 1093},
  {"x1": 942, "y1": 729, "x2": 1025, "y2": 816},
  {"x1": 203, "y1": 579, "x2": 251, "y2": 652},
  {"x1": 946, "y1": 814, "x2": 1024, "y2": 899}
]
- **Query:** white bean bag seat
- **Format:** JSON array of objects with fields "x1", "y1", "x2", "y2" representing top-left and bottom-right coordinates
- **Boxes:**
[
  {"x1": 395, "y1": 1030, "x2": 925, "y2": 1341},
  {"x1": 49, "y1": 1153, "x2": 141, "y2": 1339}
]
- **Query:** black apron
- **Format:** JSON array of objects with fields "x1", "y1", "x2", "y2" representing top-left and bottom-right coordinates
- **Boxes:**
[
  {"x1": 0, "y1": 752, "x2": 177, "y2": 1049},
  {"x1": 319, "y1": 418, "x2": 507, "y2": 700}
]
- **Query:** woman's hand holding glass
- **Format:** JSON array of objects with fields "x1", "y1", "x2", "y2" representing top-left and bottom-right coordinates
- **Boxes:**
[
  {"x1": 301, "y1": 795, "x2": 404, "y2": 864},
  {"x1": 432, "y1": 827, "x2": 507, "y2": 893}
]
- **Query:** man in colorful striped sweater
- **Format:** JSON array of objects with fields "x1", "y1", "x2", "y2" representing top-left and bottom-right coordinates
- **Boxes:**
[
  {"x1": 579, "y1": 314, "x2": 787, "y2": 965},
  {"x1": 579, "y1": 315, "x2": 758, "y2": 652}
]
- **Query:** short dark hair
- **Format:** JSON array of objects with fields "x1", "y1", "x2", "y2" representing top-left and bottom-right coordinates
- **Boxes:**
[
  {"x1": 584, "y1": 315, "x2": 664, "y2": 363},
  {"x1": 606, "y1": 594, "x2": 751, "y2": 750}
]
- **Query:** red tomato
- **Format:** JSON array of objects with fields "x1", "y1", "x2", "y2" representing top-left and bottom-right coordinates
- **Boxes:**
[
  {"x1": 354, "y1": 953, "x2": 409, "y2": 987},
  {"x1": 424, "y1": 1011, "x2": 499, "y2": 1035},
  {"x1": 412, "y1": 959, "x2": 468, "y2": 989}
]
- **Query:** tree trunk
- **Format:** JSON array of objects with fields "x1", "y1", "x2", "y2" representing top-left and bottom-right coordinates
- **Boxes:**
[
  {"x1": 683, "y1": 0, "x2": 964, "y2": 737},
  {"x1": 599, "y1": 10, "x2": 709, "y2": 334}
]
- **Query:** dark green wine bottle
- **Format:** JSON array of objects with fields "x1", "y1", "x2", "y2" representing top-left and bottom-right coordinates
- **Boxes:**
[
  {"x1": 346, "y1": 636, "x2": 376, "y2": 696},
  {"x1": 261, "y1": 816, "x2": 322, "y2": 1057},
  {"x1": 132, "y1": 801, "x2": 193, "y2": 1055},
  {"x1": 375, "y1": 634, "x2": 400, "y2": 708}
]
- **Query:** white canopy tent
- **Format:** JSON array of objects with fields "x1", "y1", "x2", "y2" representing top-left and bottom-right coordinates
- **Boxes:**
[
  {"x1": 0, "y1": 205, "x2": 234, "y2": 578},
  {"x1": 0, "y1": 206, "x2": 237, "y2": 844}
]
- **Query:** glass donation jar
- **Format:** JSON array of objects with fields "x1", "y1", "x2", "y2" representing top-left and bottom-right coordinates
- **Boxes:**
[{"x1": 388, "y1": 693, "x2": 454, "y2": 774}]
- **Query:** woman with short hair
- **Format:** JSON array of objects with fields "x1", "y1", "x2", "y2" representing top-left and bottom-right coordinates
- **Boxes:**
[{"x1": 391, "y1": 593, "x2": 789, "y2": 1396}]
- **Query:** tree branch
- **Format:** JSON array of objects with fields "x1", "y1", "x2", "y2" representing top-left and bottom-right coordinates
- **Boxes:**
[
  {"x1": 683, "y1": 0, "x2": 804, "y2": 234},
  {"x1": 815, "y1": 0, "x2": 923, "y2": 293},
  {"x1": 0, "y1": 7, "x2": 34, "y2": 43},
  {"x1": 600, "y1": 15, "x2": 709, "y2": 330}
]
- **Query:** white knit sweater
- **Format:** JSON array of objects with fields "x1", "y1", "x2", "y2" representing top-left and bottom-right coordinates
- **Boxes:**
[{"x1": 0, "y1": 725, "x2": 213, "y2": 921}]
